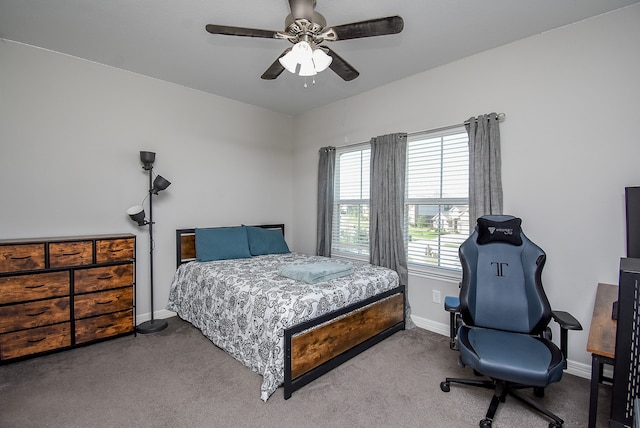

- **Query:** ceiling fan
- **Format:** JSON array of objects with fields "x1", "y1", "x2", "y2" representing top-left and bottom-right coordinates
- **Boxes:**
[{"x1": 205, "y1": 0, "x2": 404, "y2": 81}]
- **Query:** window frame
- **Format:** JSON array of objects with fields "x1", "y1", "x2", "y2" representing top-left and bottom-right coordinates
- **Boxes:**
[
  {"x1": 404, "y1": 127, "x2": 469, "y2": 279},
  {"x1": 331, "y1": 143, "x2": 371, "y2": 258},
  {"x1": 330, "y1": 126, "x2": 469, "y2": 282}
]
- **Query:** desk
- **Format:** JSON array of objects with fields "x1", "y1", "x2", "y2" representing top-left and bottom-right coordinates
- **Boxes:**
[{"x1": 587, "y1": 283, "x2": 618, "y2": 428}]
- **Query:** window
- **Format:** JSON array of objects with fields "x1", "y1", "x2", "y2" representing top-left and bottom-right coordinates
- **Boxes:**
[
  {"x1": 332, "y1": 144, "x2": 370, "y2": 256},
  {"x1": 331, "y1": 127, "x2": 470, "y2": 272},
  {"x1": 406, "y1": 129, "x2": 469, "y2": 271}
]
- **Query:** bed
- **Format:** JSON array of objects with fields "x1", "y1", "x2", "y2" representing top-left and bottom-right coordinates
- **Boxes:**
[{"x1": 167, "y1": 224, "x2": 405, "y2": 401}]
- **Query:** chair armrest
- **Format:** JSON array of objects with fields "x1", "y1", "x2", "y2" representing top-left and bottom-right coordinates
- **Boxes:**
[
  {"x1": 551, "y1": 310, "x2": 583, "y2": 330},
  {"x1": 444, "y1": 296, "x2": 461, "y2": 350},
  {"x1": 551, "y1": 310, "x2": 582, "y2": 368},
  {"x1": 444, "y1": 296, "x2": 460, "y2": 313}
]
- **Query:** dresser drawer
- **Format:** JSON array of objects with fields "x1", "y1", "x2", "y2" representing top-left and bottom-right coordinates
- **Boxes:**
[
  {"x1": 96, "y1": 238, "x2": 134, "y2": 263},
  {"x1": 0, "y1": 271, "x2": 69, "y2": 305},
  {"x1": 0, "y1": 322, "x2": 71, "y2": 360},
  {"x1": 74, "y1": 287, "x2": 133, "y2": 319},
  {"x1": 49, "y1": 241, "x2": 93, "y2": 268},
  {"x1": 75, "y1": 309, "x2": 133, "y2": 344},
  {"x1": 0, "y1": 297, "x2": 70, "y2": 334},
  {"x1": 74, "y1": 264, "x2": 134, "y2": 294},
  {"x1": 0, "y1": 244, "x2": 46, "y2": 273}
]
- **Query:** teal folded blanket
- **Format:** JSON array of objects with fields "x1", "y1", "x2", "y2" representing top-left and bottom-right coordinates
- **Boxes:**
[{"x1": 278, "y1": 262, "x2": 353, "y2": 284}]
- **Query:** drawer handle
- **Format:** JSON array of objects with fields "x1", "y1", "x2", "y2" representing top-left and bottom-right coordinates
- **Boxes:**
[
  {"x1": 27, "y1": 337, "x2": 46, "y2": 343},
  {"x1": 25, "y1": 284, "x2": 46, "y2": 289},
  {"x1": 61, "y1": 251, "x2": 81, "y2": 256},
  {"x1": 109, "y1": 249, "x2": 123, "y2": 253},
  {"x1": 97, "y1": 275, "x2": 114, "y2": 280},
  {"x1": 96, "y1": 300, "x2": 114, "y2": 305},
  {"x1": 10, "y1": 255, "x2": 32, "y2": 260},
  {"x1": 98, "y1": 323, "x2": 114, "y2": 329},
  {"x1": 27, "y1": 310, "x2": 46, "y2": 317}
]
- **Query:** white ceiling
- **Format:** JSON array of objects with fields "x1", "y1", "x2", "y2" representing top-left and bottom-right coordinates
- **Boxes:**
[{"x1": 1, "y1": 0, "x2": 638, "y2": 116}]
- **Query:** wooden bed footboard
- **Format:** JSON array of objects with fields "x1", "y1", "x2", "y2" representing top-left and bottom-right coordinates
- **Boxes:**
[
  {"x1": 284, "y1": 285, "x2": 406, "y2": 399},
  {"x1": 175, "y1": 226, "x2": 406, "y2": 400}
]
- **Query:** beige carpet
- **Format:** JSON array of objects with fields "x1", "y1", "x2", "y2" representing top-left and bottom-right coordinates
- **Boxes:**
[{"x1": 0, "y1": 317, "x2": 610, "y2": 427}]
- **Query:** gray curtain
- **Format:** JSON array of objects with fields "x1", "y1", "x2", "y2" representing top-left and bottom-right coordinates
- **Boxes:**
[
  {"x1": 466, "y1": 113, "x2": 503, "y2": 224},
  {"x1": 369, "y1": 133, "x2": 414, "y2": 328},
  {"x1": 316, "y1": 146, "x2": 335, "y2": 256}
]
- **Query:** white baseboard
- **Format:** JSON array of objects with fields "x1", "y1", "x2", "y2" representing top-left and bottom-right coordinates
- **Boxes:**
[
  {"x1": 411, "y1": 314, "x2": 591, "y2": 381},
  {"x1": 136, "y1": 309, "x2": 176, "y2": 325}
]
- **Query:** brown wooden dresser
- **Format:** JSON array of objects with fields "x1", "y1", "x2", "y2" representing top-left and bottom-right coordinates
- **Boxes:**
[{"x1": 0, "y1": 234, "x2": 135, "y2": 362}]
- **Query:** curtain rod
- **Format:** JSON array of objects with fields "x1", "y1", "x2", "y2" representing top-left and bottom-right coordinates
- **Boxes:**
[
  {"x1": 408, "y1": 112, "x2": 505, "y2": 137},
  {"x1": 463, "y1": 112, "x2": 506, "y2": 126},
  {"x1": 332, "y1": 112, "x2": 506, "y2": 150}
]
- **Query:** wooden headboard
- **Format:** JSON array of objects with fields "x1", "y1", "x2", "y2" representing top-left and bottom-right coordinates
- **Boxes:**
[{"x1": 176, "y1": 224, "x2": 285, "y2": 268}]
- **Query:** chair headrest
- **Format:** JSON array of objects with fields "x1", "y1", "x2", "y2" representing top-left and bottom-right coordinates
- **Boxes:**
[{"x1": 476, "y1": 216, "x2": 523, "y2": 246}]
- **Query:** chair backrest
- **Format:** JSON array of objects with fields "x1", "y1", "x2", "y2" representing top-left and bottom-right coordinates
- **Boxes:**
[{"x1": 459, "y1": 215, "x2": 552, "y2": 335}]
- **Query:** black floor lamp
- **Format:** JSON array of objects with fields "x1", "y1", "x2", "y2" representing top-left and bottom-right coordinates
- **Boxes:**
[{"x1": 127, "y1": 150, "x2": 170, "y2": 334}]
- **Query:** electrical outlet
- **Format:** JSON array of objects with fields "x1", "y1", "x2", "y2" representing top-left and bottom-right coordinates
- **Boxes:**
[{"x1": 432, "y1": 290, "x2": 441, "y2": 304}]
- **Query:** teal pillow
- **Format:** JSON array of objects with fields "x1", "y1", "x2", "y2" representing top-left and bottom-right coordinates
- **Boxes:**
[
  {"x1": 245, "y1": 226, "x2": 290, "y2": 256},
  {"x1": 195, "y1": 227, "x2": 252, "y2": 261}
]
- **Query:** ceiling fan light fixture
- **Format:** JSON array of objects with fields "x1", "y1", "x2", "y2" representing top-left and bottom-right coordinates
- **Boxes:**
[{"x1": 312, "y1": 48, "x2": 332, "y2": 72}]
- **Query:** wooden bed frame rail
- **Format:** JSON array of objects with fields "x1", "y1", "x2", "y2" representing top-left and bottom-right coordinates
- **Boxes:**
[
  {"x1": 175, "y1": 225, "x2": 405, "y2": 400},
  {"x1": 284, "y1": 285, "x2": 405, "y2": 399}
]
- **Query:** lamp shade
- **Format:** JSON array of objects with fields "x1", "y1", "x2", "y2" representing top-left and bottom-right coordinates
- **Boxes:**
[
  {"x1": 279, "y1": 41, "x2": 322, "y2": 76},
  {"x1": 152, "y1": 175, "x2": 171, "y2": 194},
  {"x1": 298, "y1": 57, "x2": 317, "y2": 77},
  {"x1": 140, "y1": 151, "x2": 156, "y2": 170},
  {"x1": 126, "y1": 205, "x2": 147, "y2": 226},
  {"x1": 312, "y1": 48, "x2": 333, "y2": 72},
  {"x1": 279, "y1": 50, "x2": 298, "y2": 74}
]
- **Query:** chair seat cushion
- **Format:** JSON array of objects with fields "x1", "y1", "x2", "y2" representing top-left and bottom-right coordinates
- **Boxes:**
[{"x1": 458, "y1": 326, "x2": 565, "y2": 387}]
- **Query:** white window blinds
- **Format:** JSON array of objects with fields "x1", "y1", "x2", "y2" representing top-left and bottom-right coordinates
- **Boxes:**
[{"x1": 330, "y1": 127, "x2": 470, "y2": 271}]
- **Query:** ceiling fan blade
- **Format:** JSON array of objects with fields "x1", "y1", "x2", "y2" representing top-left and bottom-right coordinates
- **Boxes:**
[
  {"x1": 261, "y1": 49, "x2": 291, "y2": 80},
  {"x1": 324, "y1": 48, "x2": 359, "y2": 81},
  {"x1": 329, "y1": 16, "x2": 404, "y2": 41},
  {"x1": 205, "y1": 24, "x2": 278, "y2": 39}
]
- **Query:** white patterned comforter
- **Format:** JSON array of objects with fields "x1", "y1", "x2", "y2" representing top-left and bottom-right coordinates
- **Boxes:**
[{"x1": 166, "y1": 252, "x2": 400, "y2": 401}]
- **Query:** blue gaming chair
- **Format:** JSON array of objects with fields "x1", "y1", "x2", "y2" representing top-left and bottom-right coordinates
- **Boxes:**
[{"x1": 440, "y1": 215, "x2": 582, "y2": 428}]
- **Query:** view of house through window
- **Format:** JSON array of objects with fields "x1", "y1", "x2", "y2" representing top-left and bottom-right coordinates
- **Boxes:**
[{"x1": 332, "y1": 127, "x2": 470, "y2": 272}]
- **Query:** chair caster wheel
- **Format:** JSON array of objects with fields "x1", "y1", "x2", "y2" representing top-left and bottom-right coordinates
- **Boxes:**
[
  {"x1": 534, "y1": 386, "x2": 545, "y2": 397},
  {"x1": 479, "y1": 418, "x2": 492, "y2": 427},
  {"x1": 549, "y1": 423, "x2": 562, "y2": 428},
  {"x1": 440, "y1": 382, "x2": 450, "y2": 392}
]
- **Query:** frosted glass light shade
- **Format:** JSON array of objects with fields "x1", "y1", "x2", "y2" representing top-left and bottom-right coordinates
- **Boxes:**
[
  {"x1": 279, "y1": 41, "x2": 323, "y2": 76},
  {"x1": 312, "y1": 49, "x2": 332, "y2": 72},
  {"x1": 298, "y1": 58, "x2": 317, "y2": 76},
  {"x1": 279, "y1": 50, "x2": 298, "y2": 74}
]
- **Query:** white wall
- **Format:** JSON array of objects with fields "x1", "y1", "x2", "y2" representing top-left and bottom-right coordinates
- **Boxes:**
[
  {"x1": 291, "y1": 4, "x2": 640, "y2": 374},
  {"x1": 0, "y1": 41, "x2": 294, "y2": 321},
  {"x1": 2, "y1": 3, "x2": 639, "y2": 377}
]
